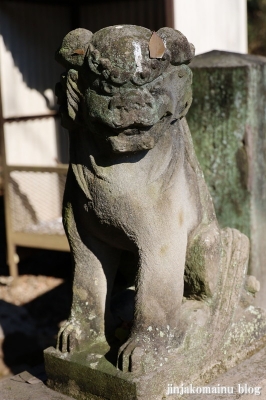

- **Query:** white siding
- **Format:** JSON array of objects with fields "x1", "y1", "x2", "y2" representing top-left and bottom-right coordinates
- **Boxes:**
[
  {"x1": 0, "y1": 2, "x2": 69, "y2": 118},
  {"x1": 173, "y1": 0, "x2": 248, "y2": 55},
  {"x1": 0, "y1": 2, "x2": 71, "y2": 235}
]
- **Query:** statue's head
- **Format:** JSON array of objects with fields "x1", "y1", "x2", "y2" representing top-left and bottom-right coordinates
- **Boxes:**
[{"x1": 56, "y1": 25, "x2": 195, "y2": 153}]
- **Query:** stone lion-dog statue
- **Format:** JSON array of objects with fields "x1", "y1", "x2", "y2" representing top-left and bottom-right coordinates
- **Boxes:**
[{"x1": 54, "y1": 25, "x2": 259, "y2": 373}]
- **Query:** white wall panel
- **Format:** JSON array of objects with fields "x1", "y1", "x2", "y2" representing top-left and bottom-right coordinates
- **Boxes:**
[
  {"x1": 0, "y1": 2, "x2": 70, "y2": 118},
  {"x1": 173, "y1": 0, "x2": 247, "y2": 55},
  {"x1": 0, "y1": 2, "x2": 71, "y2": 241},
  {"x1": 4, "y1": 119, "x2": 58, "y2": 166}
]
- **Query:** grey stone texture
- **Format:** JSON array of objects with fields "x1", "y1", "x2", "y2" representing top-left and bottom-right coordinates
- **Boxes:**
[
  {"x1": 45, "y1": 26, "x2": 266, "y2": 399},
  {"x1": 4, "y1": 346, "x2": 266, "y2": 400},
  {"x1": 0, "y1": 371, "x2": 74, "y2": 400},
  {"x1": 185, "y1": 345, "x2": 266, "y2": 399},
  {"x1": 187, "y1": 50, "x2": 266, "y2": 308}
]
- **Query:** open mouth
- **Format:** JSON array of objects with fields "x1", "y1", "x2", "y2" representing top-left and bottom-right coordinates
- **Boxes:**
[
  {"x1": 113, "y1": 126, "x2": 152, "y2": 136},
  {"x1": 89, "y1": 113, "x2": 171, "y2": 145},
  {"x1": 110, "y1": 114, "x2": 170, "y2": 137},
  {"x1": 90, "y1": 115, "x2": 171, "y2": 153}
]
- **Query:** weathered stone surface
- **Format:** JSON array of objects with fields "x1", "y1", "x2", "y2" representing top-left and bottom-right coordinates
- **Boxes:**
[
  {"x1": 45, "y1": 27, "x2": 266, "y2": 400},
  {"x1": 0, "y1": 371, "x2": 75, "y2": 400},
  {"x1": 45, "y1": 303, "x2": 266, "y2": 400},
  {"x1": 4, "y1": 346, "x2": 266, "y2": 400},
  {"x1": 184, "y1": 345, "x2": 266, "y2": 399},
  {"x1": 188, "y1": 50, "x2": 266, "y2": 307}
]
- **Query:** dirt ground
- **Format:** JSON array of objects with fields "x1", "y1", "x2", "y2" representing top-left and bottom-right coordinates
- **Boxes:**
[{"x1": 0, "y1": 246, "x2": 72, "y2": 380}]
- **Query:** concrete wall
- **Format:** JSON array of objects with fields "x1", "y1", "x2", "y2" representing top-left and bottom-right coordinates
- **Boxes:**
[{"x1": 173, "y1": 0, "x2": 248, "y2": 55}]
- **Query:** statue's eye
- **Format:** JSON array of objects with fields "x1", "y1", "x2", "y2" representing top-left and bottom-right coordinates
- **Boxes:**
[
  {"x1": 90, "y1": 79, "x2": 118, "y2": 96},
  {"x1": 100, "y1": 82, "x2": 118, "y2": 95},
  {"x1": 147, "y1": 75, "x2": 163, "y2": 95},
  {"x1": 101, "y1": 82, "x2": 112, "y2": 94}
]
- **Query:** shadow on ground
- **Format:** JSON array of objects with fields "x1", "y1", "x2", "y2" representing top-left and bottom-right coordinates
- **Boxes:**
[
  {"x1": 2, "y1": 282, "x2": 71, "y2": 374},
  {"x1": 0, "y1": 193, "x2": 73, "y2": 378}
]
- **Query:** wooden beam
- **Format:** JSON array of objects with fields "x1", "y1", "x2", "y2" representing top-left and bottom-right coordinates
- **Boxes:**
[{"x1": 164, "y1": 0, "x2": 174, "y2": 28}]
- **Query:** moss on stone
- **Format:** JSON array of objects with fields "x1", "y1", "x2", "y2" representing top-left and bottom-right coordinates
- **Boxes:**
[{"x1": 187, "y1": 64, "x2": 250, "y2": 237}]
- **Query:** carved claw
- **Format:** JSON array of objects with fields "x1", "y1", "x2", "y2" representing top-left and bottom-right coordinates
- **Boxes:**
[
  {"x1": 57, "y1": 319, "x2": 84, "y2": 353},
  {"x1": 118, "y1": 337, "x2": 145, "y2": 373}
]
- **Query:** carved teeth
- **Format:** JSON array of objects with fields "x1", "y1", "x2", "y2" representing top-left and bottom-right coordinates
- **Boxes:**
[{"x1": 122, "y1": 128, "x2": 140, "y2": 136}]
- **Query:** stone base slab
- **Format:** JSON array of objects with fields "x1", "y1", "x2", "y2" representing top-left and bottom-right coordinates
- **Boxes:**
[
  {"x1": 44, "y1": 326, "x2": 266, "y2": 400},
  {"x1": 44, "y1": 226, "x2": 266, "y2": 400},
  {"x1": 3, "y1": 345, "x2": 266, "y2": 400}
]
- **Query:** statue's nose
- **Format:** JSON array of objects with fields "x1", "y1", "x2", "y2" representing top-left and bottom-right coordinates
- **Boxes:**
[{"x1": 108, "y1": 89, "x2": 153, "y2": 112}]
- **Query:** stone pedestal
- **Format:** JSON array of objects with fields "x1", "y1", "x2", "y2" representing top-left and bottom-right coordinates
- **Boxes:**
[
  {"x1": 45, "y1": 298, "x2": 266, "y2": 400},
  {"x1": 188, "y1": 51, "x2": 266, "y2": 307},
  {"x1": 3, "y1": 346, "x2": 266, "y2": 400}
]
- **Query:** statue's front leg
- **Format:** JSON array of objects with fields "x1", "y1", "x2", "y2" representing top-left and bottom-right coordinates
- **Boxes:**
[
  {"x1": 57, "y1": 205, "x2": 121, "y2": 353},
  {"x1": 119, "y1": 230, "x2": 187, "y2": 372}
]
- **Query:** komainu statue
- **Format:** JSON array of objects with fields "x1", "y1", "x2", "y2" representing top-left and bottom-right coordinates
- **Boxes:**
[{"x1": 45, "y1": 25, "x2": 266, "y2": 400}]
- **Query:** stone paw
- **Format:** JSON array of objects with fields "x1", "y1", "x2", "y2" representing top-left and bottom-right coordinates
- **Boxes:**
[
  {"x1": 57, "y1": 318, "x2": 85, "y2": 353},
  {"x1": 118, "y1": 336, "x2": 145, "y2": 373},
  {"x1": 117, "y1": 327, "x2": 184, "y2": 373}
]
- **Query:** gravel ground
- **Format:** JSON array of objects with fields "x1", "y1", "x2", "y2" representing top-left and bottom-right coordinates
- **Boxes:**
[{"x1": 0, "y1": 275, "x2": 64, "y2": 306}]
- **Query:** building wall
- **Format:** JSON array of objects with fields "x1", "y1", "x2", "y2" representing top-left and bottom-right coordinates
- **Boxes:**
[
  {"x1": 173, "y1": 0, "x2": 248, "y2": 55},
  {"x1": 80, "y1": 0, "x2": 166, "y2": 33},
  {"x1": 0, "y1": 2, "x2": 71, "y2": 222}
]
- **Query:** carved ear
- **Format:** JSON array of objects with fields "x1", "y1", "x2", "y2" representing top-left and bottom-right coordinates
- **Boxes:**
[
  {"x1": 156, "y1": 27, "x2": 195, "y2": 65},
  {"x1": 66, "y1": 69, "x2": 83, "y2": 124},
  {"x1": 55, "y1": 28, "x2": 93, "y2": 69},
  {"x1": 55, "y1": 69, "x2": 84, "y2": 129}
]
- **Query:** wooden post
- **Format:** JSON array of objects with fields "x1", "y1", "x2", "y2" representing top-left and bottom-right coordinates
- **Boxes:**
[{"x1": 0, "y1": 64, "x2": 18, "y2": 277}]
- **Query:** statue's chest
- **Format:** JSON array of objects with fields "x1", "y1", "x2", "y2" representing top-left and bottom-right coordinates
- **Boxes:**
[
  {"x1": 87, "y1": 167, "x2": 156, "y2": 222},
  {"x1": 82, "y1": 159, "x2": 186, "y2": 229},
  {"x1": 71, "y1": 135, "x2": 189, "y2": 235},
  {"x1": 74, "y1": 166, "x2": 161, "y2": 248}
]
